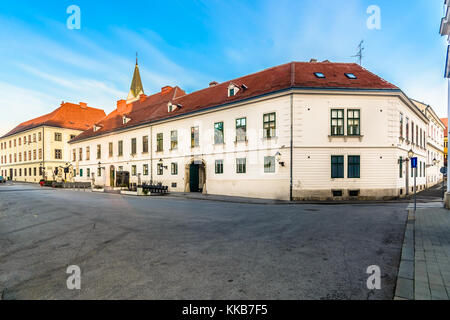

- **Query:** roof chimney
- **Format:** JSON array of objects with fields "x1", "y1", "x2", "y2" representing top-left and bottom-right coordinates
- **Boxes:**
[
  {"x1": 117, "y1": 99, "x2": 127, "y2": 114},
  {"x1": 139, "y1": 94, "x2": 147, "y2": 102},
  {"x1": 161, "y1": 86, "x2": 173, "y2": 95},
  {"x1": 79, "y1": 102, "x2": 87, "y2": 109},
  {"x1": 209, "y1": 81, "x2": 218, "y2": 87},
  {"x1": 310, "y1": 59, "x2": 318, "y2": 63}
]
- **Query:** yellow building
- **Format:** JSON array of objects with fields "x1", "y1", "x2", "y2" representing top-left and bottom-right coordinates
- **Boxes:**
[{"x1": 0, "y1": 102, "x2": 105, "y2": 183}]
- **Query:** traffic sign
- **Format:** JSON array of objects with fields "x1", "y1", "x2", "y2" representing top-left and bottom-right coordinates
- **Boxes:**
[{"x1": 411, "y1": 157, "x2": 418, "y2": 169}]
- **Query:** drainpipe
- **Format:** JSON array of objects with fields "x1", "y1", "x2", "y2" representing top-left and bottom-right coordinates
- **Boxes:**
[
  {"x1": 290, "y1": 92, "x2": 293, "y2": 201},
  {"x1": 150, "y1": 125, "x2": 153, "y2": 184},
  {"x1": 42, "y1": 127, "x2": 45, "y2": 180}
]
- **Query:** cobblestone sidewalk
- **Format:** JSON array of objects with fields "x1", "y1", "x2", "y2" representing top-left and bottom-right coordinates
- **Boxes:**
[{"x1": 395, "y1": 206, "x2": 450, "y2": 300}]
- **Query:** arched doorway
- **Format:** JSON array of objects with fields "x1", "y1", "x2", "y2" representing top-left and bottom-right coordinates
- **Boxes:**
[
  {"x1": 109, "y1": 165, "x2": 115, "y2": 187},
  {"x1": 185, "y1": 160, "x2": 206, "y2": 193}
]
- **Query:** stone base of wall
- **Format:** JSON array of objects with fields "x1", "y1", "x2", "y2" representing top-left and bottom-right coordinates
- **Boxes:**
[{"x1": 293, "y1": 188, "x2": 402, "y2": 201}]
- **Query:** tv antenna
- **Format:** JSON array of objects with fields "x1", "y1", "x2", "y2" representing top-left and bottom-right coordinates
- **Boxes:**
[{"x1": 352, "y1": 40, "x2": 365, "y2": 65}]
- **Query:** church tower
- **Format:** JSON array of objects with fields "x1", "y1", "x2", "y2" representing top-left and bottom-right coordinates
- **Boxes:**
[{"x1": 126, "y1": 54, "x2": 145, "y2": 103}]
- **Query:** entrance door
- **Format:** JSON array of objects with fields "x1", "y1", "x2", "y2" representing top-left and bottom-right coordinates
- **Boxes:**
[
  {"x1": 110, "y1": 166, "x2": 115, "y2": 187},
  {"x1": 189, "y1": 164, "x2": 200, "y2": 192},
  {"x1": 9, "y1": 168, "x2": 13, "y2": 179}
]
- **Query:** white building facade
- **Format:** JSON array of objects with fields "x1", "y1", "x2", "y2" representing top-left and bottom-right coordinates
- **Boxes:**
[{"x1": 69, "y1": 61, "x2": 431, "y2": 200}]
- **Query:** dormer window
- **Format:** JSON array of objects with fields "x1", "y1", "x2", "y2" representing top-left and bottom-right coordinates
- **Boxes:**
[
  {"x1": 314, "y1": 72, "x2": 326, "y2": 78},
  {"x1": 168, "y1": 102, "x2": 178, "y2": 113},
  {"x1": 122, "y1": 116, "x2": 131, "y2": 125},
  {"x1": 345, "y1": 73, "x2": 357, "y2": 79},
  {"x1": 228, "y1": 83, "x2": 240, "y2": 97},
  {"x1": 93, "y1": 125, "x2": 101, "y2": 132}
]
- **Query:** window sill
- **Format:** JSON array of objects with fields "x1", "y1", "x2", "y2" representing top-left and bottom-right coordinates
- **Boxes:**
[
  {"x1": 234, "y1": 139, "x2": 248, "y2": 145},
  {"x1": 327, "y1": 135, "x2": 364, "y2": 142}
]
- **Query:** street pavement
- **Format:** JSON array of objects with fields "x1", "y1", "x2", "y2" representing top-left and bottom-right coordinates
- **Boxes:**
[
  {"x1": 0, "y1": 182, "x2": 408, "y2": 300},
  {"x1": 395, "y1": 184, "x2": 450, "y2": 300}
]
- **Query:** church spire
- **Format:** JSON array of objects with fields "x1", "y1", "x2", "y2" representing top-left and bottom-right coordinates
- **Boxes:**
[{"x1": 127, "y1": 53, "x2": 144, "y2": 103}]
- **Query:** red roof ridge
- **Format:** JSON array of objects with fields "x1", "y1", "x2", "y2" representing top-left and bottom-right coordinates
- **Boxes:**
[
  {"x1": 2, "y1": 102, "x2": 106, "y2": 138},
  {"x1": 172, "y1": 62, "x2": 293, "y2": 102}
]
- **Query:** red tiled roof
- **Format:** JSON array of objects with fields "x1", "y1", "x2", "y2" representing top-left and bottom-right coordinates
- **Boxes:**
[
  {"x1": 441, "y1": 118, "x2": 448, "y2": 137},
  {"x1": 2, "y1": 102, "x2": 106, "y2": 138},
  {"x1": 71, "y1": 61, "x2": 399, "y2": 143}
]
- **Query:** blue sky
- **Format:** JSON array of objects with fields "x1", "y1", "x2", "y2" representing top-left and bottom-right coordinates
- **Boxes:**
[{"x1": 0, "y1": 0, "x2": 446, "y2": 135}]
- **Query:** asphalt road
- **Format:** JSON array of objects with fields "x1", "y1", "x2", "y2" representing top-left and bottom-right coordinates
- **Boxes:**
[{"x1": 0, "y1": 183, "x2": 408, "y2": 300}]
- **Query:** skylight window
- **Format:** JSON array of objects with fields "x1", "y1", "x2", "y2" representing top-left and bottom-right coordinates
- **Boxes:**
[
  {"x1": 345, "y1": 73, "x2": 357, "y2": 79},
  {"x1": 314, "y1": 72, "x2": 326, "y2": 78}
]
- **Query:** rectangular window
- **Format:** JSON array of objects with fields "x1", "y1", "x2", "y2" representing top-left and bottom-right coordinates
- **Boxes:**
[
  {"x1": 331, "y1": 109, "x2": 344, "y2": 136},
  {"x1": 236, "y1": 158, "x2": 246, "y2": 174},
  {"x1": 264, "y1": 156, "x2": 276, "y2": 173},
  {"x1": 347, "y1": 109, "x2": 360, "y2": 136},
  {"x1": 170, "y1": 131, "x2": 178, "y2": 150},
  {"x1": 412, "y1": 122, "x2": 415, "y2": 144},
  {"x1": 171, "y1": 162, "x2": 178, "y2": 175},
  {"x1": 399, "y1": 157, "x2": 403, "y2": 178},
  {"x1": 143, "y1": 164, "x2": 149, "y2": 176},
  {"x1": 419, "y1": 129, "x2": 422, "y2": 147},
  {"x1": 79, "y1": 148, "x2": 82, "y2": 161},
  {"x1": 34, "y1": 167, "x2": 37, "y2": 176},
  {"x1": 97, "y1": 145, "x2": 101, "y2": 159},
  {"x1": 118, "y1": 141, "x2": 123, "y2": 156},
  {"x1": 97, "y1": 167, "x2": 102, "y2": 177},
  {"x1": 33, "y1": 134, "x2": 36, "y2": 142},
  {"x1": 55, "y1": 149, "x2": 62, "y2": 160},
  {"x1": 348, "y1": 156, "x2": 360, "y2": 178},
  {"x1": 157, "y1": 163, "x2": 163, "y2": 175},
  {"x1": 416, "y1": 125, "x2": 418, "y2": 146},
  {"x1": 38, "y1": 132, "x2": 41, "y2": 141},
  {"x1": 263, "y1": 113, "x2": 276, "y2": 138},
  {"x1": 87, "y1": 168, "x2": 90, "y2": 178},
  {"x1": 33, "y1": 150, "x2": 36, "y2": 160},
  {"x1": 156, "y1": 133, "x2": 163, "y2": 152},
  {"x1": 131, "y1": 138, "x2": 137, "y2": 155},
  {"x1": 191, "y1": 126, "x2": 199, "y2": 147},
  {"x1": 86, "y1": 146, "x2": 90, "y2": 160},
  {"x1": 73, "y1": 149, "x2": 76, "y2": 162},
  {"x1": 236, "y1": 117, "x2": 247, "y2": 142},
  {"x1": 109, "y1": 142, "x2": 113, "y2": 157},
  {"x1": 214, "y1": 122, "x2": 224, "y2": 144},
  {"x1": 142, "y1": 136, "x2": 149, "y2": 153},
  {"x1": 55, "y1": 133, "x2": 62, "y2": 141},
  {"x1": 331, "y1": 156, "x2": 344, "y2": 179},
  {"x1": 80, "y1": 169, "x2": 83, "y2": 177},
  {"x1": 215, "y1": 160, "x2": 224, "y2": 174},
  {"x1": 131, "y1": 165, "x2": 137, "y2": 176},
  {"x1": 406, "y1": 117, "x2": 409, "y2": 141}
]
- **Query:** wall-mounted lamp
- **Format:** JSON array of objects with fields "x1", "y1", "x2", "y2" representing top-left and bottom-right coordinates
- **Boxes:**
[
  {"x1": 275, "y1": 152, "x2": 285, "y2": 167},
  {"x1": 158, "y1": 159, "x2": 168, "y2": 170}
]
